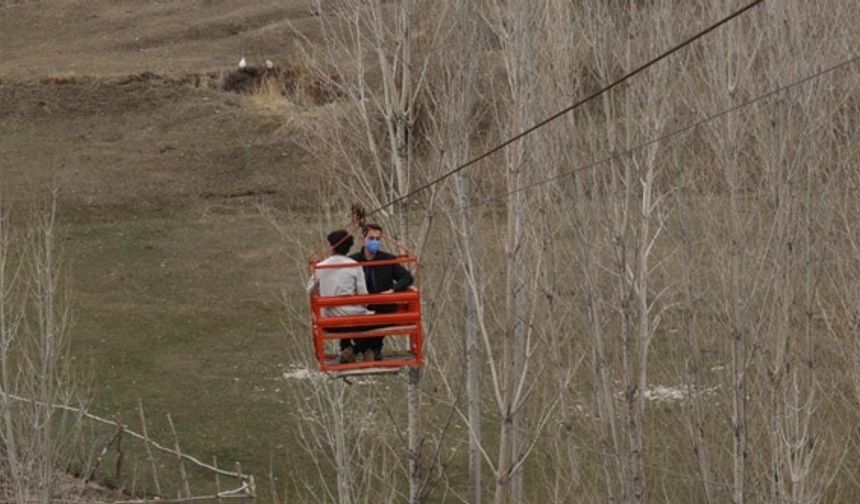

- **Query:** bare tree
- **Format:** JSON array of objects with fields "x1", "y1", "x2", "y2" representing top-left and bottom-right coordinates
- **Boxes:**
[
  {"x1": 690, "y1": 4, "x2": 765, "y2": 502},
  {"x1": 0, "y1": 194, "x2": 84, "y2": 504},
  {"x1": 286, "y1": 374, "x2": 395, "y2": 504},
  {"x1": 0, "y1": 193, "x2": 26, "y2": 503},
  {"x1": 479, "y1": 2, "x2": 543, "y2": 502},
  {"x1": 293, "y1": 0, "x2": 449, "y2": 245},
  {"x1": 568, "y1": 2, "x2": 683, "y2": 502},
  {"x1": 424, "y1": 0, "x2": 485, "y2": 500}
]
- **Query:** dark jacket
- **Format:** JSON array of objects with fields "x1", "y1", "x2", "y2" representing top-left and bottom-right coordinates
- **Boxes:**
[{"x1": 350, "y1": 249, "x2": 414, "y2": 314}]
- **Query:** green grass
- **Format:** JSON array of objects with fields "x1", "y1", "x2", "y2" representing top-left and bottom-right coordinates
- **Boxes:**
[
  {"x1": 60, "y1": 206, "x2": 485, "y2": 502},
  {"x1": 63, "y1": 209, "x2": 319, "y2": 500},
  {"x1": 56, "y1": 203, "x2": 859, "y2": 503}
]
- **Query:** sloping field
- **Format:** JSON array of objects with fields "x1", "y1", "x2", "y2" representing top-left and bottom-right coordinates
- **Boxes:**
[
  {"x1": 0, "y1": 0, "x2": 324, "y2": 215},
  {"x1": 0, "y1": 0, "x2": 319, "y2": 79}
]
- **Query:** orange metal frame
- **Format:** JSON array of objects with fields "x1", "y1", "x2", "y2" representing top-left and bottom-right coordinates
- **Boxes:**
[{"x1": 308, "y1": 255, "x2": 423, "y2": 372}]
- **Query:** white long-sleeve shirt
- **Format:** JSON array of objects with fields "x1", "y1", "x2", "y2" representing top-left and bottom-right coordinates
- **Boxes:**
[{"x1": 307, "y1": 255, "x2": 374, "y2": 318}]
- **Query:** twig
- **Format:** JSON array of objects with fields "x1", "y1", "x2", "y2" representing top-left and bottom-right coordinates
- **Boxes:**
[
  {"x1": 167, "y1": 413, "x2": 192, "y2": 500},
  {"x1": 130, "y1": 462, "x2": 138, "y2": 498},
  {"x1": 138, "y1": 400, "x2": 163, "y2": 496},
  {"x1": 107, "y1": 482, "x2": 251, "y2": 504},
  {"x1": 1, "y1": 392, "x2": 256, "y2": 501},
  {"x1": 0, "y1": 392, "x2": 245, "y2": 480},
  {"x1": 116, "y1": 417, "x2": 125, "y2": 490},
  {"x1": 88, "y1": 429, "x2": 122, "y2": 482},
  {"x1": 214, "y1": 457, "x2": 224, "y2": 504},
  {"x1": 235, "y1": 463, "x2": 248, "y2": 504}
]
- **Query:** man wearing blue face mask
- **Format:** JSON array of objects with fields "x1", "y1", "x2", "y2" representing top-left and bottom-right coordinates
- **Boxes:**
[{"x1": 349, "y1": 223, "x2": 414, "y2": 362}]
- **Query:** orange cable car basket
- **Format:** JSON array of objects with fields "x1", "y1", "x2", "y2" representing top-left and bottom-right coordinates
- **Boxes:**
[{"x1": 308, "y1": 254, "x2": 424, "y2": 373}]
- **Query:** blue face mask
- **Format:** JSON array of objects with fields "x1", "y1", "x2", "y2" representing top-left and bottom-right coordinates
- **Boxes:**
[{"x1": 365, "y1": 238, "x2": 381, "y2": 254}]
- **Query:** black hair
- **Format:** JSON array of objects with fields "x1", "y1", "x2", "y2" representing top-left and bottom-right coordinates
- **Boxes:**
[
  {"x1": 363, "y1": 223, "x2": 383, "y2": 236},
  {"x1": 327, "y1": 230, "x2": 354, "y2": 255}
]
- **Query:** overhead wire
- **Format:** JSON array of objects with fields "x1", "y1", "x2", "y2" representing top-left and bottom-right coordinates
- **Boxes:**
[
  {"x1": 445, "y1": 53, "x2": 860, "y2": 499},
  {"x1": 462, "y1": 52, "x2": 860, "y2": 210},
  {"x1": 367, "y1": 0, "x2": 765, "y2": 217},
  {"x1": 442, "y1": 55, "x2": 860, "y2": 504}
]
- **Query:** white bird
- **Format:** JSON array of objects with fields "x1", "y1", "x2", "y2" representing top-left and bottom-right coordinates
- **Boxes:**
[
  {"x1": 238, "y1": 56, "x2": 247, "y2": 69},
  {"x1": 265, "y1": 59, "x2": 274, "y2": 70}
]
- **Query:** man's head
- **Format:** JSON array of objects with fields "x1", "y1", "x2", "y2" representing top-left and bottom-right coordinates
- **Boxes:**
[
  {"x1": 327, "y1": 230, "x2": 354, "y2": 256},
  {"x1": 363, "y1": 223, "x2": 383, "y2": 255}
]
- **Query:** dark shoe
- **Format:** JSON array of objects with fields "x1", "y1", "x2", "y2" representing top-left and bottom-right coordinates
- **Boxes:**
[{"x1": 339, "y1": 347, "x2": 355, "y2": 364}]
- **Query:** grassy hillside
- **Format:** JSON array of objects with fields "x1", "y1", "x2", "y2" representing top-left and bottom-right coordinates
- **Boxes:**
[{"x1": 1, "y1": 1, "x2": 333, "y2": 500}]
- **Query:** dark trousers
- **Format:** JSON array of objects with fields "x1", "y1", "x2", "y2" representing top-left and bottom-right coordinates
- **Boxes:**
[
  {"x1": 327, "y1": 327, "x2": 359, "y2": 351},
  {"x1": 355, "y1": 304, "x2": 396, "y2": 353},
  {"x1": 354, "y1": 333, "x2": 384, "y2": 353},
  {"x1": 328, "y1": 327, "x2": 384, "y2": 353}
]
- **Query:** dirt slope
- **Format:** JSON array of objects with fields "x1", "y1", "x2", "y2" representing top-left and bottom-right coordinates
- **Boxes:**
[
  {"x1": 0, "y1": 0, "x2": 319, "y2": 78},
  {"x1": 0, "y1": 0, "x2": 321, "y2": 215}
]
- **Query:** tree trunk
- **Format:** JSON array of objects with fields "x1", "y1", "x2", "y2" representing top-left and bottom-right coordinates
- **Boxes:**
[
  {"x1": 394, "y1": 0, "x2": 412, "y2": 240},
  {"x1": 449, "y1": 1, "x2": 482, "y2": 499},
  {"x1": 0, "y1": 199, "x2": 25, "y2": 504},
  {"x1": 392, "y1": 4, "x2": 421, "y2": 502},
  {"x1": 727, "y1": 128, "x2": 747, "y2": 504},
  {"x1": 612, "y1": 159, "x2": 642, "y2": 504},
  {"x1": 332, "y1": 381, "x2": 352, "y2": 504},
  {"x1": 675, "y1": 184, "x2": 715, "y2": 504},
  {"x1": 458, "y1": 172, "x2": 482, "y2": 504},
  {"x1": 407, "y1": 367, "x2": 421, "y2": 504}
]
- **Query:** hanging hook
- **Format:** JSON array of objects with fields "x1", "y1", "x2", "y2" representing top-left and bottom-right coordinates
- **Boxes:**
[{"x1": 350, "y1": 204, "x2": 367, "y2": 234}]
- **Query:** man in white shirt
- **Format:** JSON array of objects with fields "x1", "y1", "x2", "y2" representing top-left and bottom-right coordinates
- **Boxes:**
[{"x1": 307, "y1": 230, "x2": 373, "y2": 363}]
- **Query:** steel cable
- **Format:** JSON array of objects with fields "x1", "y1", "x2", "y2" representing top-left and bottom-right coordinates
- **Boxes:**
[
  {"x1": 463, "y1": 52, "x2": 860, "y2": 209},
  {"x1": 367, "y1": 0, "x2": 765, "y2": 216}
]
